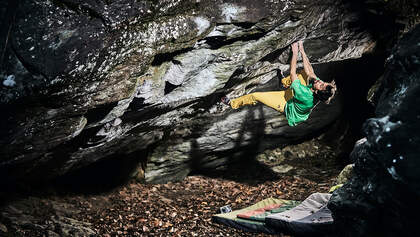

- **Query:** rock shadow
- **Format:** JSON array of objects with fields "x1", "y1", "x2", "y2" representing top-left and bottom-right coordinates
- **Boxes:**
[
  {"x1": 0, "y1": 149, "x2": 148, "y2": 206},
  {"x1": 49, "y1": 150, "x2": 147, "y2": 195},
  {"x1": 189, "y1": 105, "x2": 280, "y2": 185}
]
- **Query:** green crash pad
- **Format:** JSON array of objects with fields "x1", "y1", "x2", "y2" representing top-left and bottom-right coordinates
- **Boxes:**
[{"x1": 212, "y1": 197, "x2": 300, "y2": 234}]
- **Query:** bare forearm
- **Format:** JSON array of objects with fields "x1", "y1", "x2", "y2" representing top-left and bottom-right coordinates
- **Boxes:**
[
  {"x1": 301, "y1": 50, "x2": 316, "y2": 78},
  {"x1": 290, "y1": 51, "x2": 298, "y2": 81}
]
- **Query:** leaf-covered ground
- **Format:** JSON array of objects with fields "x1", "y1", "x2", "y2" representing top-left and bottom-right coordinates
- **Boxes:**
[{"x1": 0, "y1": 138, "x2": 345, "y2": 236}]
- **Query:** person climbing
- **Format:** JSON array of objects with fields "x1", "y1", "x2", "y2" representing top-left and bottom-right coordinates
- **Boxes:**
[{"x1": 221, "y1": 41, "x2": 337, "y2": 126}]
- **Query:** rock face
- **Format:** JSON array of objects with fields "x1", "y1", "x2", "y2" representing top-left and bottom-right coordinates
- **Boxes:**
[
  {"x1": 0, "y1": 197, "x2": 96, "y2": 236},
  {"x1": 0, "y1": 0, "x2": 376, "y2": 184},
  {"x1": 328, "y1": 24, "x2": 420, "y2": 237}
]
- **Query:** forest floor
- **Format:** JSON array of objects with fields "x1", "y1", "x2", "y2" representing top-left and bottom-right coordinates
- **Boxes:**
[{"x1": 0, "y1": 137, "x2": 346, "y2": 237}]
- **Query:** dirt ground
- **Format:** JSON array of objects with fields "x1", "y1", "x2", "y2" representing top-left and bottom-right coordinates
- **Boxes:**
[{"x1": 0, "y1": 137, "x2": 345, "y2": 236}]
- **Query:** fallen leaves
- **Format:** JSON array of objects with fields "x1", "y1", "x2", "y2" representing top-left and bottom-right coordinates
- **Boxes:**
[{"x1": 68, "y1": 173, "x2": 335, "y2": 236}]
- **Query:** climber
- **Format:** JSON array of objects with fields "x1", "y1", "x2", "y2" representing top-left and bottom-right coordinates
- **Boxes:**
[{"x1": 221, "y1": 41, "x2": 337, "y2": 126}]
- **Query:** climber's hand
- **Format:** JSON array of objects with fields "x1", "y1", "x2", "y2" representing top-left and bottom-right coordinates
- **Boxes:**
[{"x1": 298, "y1": 41, "x2": 305, "y2": 53}]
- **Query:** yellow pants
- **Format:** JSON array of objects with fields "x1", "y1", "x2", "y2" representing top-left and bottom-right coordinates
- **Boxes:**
[{"x1": 230, "y1": 73, "x2": 308, "y2": 112}]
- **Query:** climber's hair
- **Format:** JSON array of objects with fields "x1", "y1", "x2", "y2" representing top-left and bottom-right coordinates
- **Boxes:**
[
  {"x1": 312, "y1": 80, "x2": 337, "y2": 104},
  {"x1": 315, "y1": 85, "x2": 333, "y2": 102}
]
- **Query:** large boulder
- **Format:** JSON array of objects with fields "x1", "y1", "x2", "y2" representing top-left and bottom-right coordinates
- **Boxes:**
[
  {"x1": 328, "y1": 24, "x2": 420, "y2": 237},
  {"x1": 0, "y1": 0, "x2": 376, "y2": 184}
]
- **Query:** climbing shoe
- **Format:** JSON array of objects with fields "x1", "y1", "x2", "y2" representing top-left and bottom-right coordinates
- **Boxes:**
[{"x1": 221, "y1": 96, "x2": 231, "y2": 106}]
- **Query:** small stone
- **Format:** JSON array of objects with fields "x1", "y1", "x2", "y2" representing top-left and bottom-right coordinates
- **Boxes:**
[
  {"x1": 335, "y1": 164, "x2": 354, "y2": 185},
  {"x1": 0, "y1": 223, "x2": 7, "y2": 233},
  {"x1": 272, "y1": 165, "x2": 294, "y2": 174},
  {"x1": 113, "y1": 118, "x2": 122, "y2": 126},
  {"x1": 47, "y1": 230, "x2": 60, "y2": 237}
]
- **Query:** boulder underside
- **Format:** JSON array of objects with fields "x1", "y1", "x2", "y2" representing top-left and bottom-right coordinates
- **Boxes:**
[{"x1": 0, "y1": 0, "x2": 377, "y2": 184}]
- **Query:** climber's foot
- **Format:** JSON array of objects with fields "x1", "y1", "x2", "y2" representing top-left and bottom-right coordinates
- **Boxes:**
[{"x1": 221, "y1": 96, "x2": 231, "y2": 106}]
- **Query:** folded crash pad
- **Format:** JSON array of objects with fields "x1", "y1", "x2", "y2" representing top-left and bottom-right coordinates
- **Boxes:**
[
  {"x1": 265, "y1": 193, "x2": 333, "y2": 236},
  {"x1": 212, "y1": 197, "x2": 300, "y2": 234}
]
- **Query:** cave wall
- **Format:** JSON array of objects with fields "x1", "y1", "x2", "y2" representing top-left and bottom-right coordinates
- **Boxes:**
[{"x1": 0, "y1": 0, "x2": 378, "y2": 184}]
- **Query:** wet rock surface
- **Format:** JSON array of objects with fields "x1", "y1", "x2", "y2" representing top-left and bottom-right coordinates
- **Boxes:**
[
  {"x1": 328, "y1": 24, "x2": 420, "y2": 237},
  {"x1": 0, "y1": 0, "x2": 378, "y2": 185}
]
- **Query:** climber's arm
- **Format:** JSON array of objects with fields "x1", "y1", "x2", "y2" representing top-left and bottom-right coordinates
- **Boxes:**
[
  {"x1": 299, "y1": 42, "x2": 318, "y2": 83},
  {"x1": 290, "y1": 42, "x2": 299, "y2": 82}
]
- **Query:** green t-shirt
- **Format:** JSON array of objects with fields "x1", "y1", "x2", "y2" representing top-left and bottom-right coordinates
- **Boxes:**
[{"x1": 284, "y1": 79, "x2": 314, "y2": 126}]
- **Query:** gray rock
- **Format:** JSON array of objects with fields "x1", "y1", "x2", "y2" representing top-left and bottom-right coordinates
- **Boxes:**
[
  {"x1": 51, "y1": 216, "x2": 95, "y2": 237},
  {"x1": 0, "y1": 222, "x2": 7, "y2": 233},
  {"x1": 271, "y1": 165, "x2": 294, "y2": 174},
  {"x1": 47, "y1": 230, "x2": 61, "y2": 237},
  {"x1": 0, "y1": 0, "x2": 375, "y2": 184},
  {"x1": 0, "y1": 197, "x2": 95, "y2": 237}
]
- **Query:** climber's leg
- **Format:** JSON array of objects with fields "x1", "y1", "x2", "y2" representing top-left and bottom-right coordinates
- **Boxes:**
[
  {"x1": 230, "y1": 91, "x2": 291, "y2": 112},
  {"x1": 227, "y1": 73, "x2": 307, "y2": 112}
]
